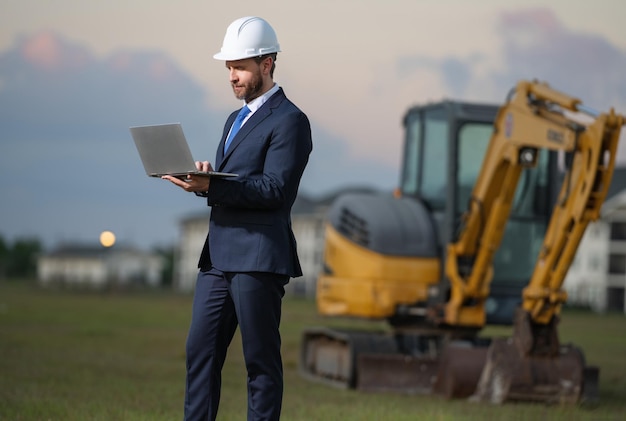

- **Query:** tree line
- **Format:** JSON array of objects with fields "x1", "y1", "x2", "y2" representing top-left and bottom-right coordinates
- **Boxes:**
[
  {"x1": 0, "y1": 234, "x2": 176, "y2": 286},
  {"x1": 0, "y1": 235, "x2": 42, "y2": 280}
]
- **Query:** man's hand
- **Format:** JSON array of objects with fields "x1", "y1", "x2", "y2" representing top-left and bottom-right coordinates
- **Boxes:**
[{"x1": 162, "y1": 161, "x2": 213, "y2": 193}]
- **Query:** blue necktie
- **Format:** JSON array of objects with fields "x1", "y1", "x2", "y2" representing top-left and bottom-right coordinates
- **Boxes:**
[{"x1": 224, "y1": 105, "x2": 251, "y2": 153}]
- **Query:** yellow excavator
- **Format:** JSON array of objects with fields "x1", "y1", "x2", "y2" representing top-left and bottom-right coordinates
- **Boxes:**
[{"x1": 300, "y1": 80, "x2": 624, "y2": 404}]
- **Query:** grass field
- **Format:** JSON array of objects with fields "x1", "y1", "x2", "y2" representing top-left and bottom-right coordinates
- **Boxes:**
[{"x1": 0, "y1": 282, "x2": 625, "y2": 421}]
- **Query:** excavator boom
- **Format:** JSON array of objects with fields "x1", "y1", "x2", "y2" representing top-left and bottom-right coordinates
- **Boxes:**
[
  {"x1": 470, "y1": 86, "x2": 624, "y2": 404},
  {"x1": 523, "y1": 108, "x2": 623, "y2": 324},
  {"x1": 444, "y1": 80, "x2": 624, "y2": 403}
]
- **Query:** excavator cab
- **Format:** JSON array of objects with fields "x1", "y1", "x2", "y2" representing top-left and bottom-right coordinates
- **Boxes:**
[
  {"x1": 399, "y1": 101, "x2": 559, "y2": 325},
  {"x1": 304, "y1": 99, "x2": 557, "y2": 392},
  {"x1": 306, "y1": 100, "x2": 554, "y2": 392},
  {"x1": 314, "y1": 100, "x2": 559, "y2": 328}
]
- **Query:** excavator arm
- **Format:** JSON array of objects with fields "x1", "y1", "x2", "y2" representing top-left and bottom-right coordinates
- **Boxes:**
[
  {"x1": 522, "y1": 106, "x2": 623, "y2": 325},
  {"x1": 444, "y1": 80, "x2": 624, "y2": 330},
  {"x1": 441, "y1": 80, "x2": 625, "y2": 403}
]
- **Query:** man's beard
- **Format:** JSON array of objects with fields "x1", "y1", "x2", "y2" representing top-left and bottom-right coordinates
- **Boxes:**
[{"x1": 233, "y1": 69, "x2": 264, "y2": 102}]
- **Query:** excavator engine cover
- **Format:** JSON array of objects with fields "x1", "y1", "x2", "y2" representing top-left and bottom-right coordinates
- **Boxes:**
[{"x1": 326, "y1": 192, "x2": 438, "y2": 258}]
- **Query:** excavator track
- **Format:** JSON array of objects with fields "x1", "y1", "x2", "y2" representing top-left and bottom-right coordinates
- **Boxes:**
[
  {"x1": 299, "y1": 327, "x2": 397, "y2": 389},
  {"x1": 300, "y1": 324, "x2": 597, "y2": 402},
  {"x1": 300, "y1": 327, "x2": 490, "y2": 397}
]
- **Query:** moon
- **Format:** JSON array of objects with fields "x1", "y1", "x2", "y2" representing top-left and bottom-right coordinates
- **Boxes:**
[{"x1": 99, "y1": 230, "x2": 116, "y2": 247}]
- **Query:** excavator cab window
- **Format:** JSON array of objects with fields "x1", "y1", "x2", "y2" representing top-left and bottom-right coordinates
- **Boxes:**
[
  {"x1": 401, "y1": 101, "x2": 556, "y2": 323},
  {"x1": 488, "y1": 155, "x2": 549, "y2": 279},
  {"x1": 401, "y1": 106, "x2": 448, "y2": 209},
  {"x1": 457, "y1": 127, "x2": 553, "y2": 323},
  {"x1": 419, "y1": 109, "x2": 449, "y2": 210},
  {"x1": 401, "y1": 114, "x2": 421, "y2": 196},
  {"x1": 456, "y1": 123, "x2": 492, "y2": 213},
  {"x1": 457, "y1": 124, "x2": 552, "y2": 323}
]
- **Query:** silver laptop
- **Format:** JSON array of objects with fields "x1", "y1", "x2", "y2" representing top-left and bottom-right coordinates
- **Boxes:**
[{"x1": 130, "y1": 123, "x2": 237, "y2": 178}]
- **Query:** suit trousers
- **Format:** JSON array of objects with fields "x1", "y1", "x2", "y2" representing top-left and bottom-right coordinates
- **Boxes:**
[{"x1": 183, "y1": 268, "x2": 288, "y2": 421}]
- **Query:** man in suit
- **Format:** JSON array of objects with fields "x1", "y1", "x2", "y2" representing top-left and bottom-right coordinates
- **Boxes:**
[{"x1": 163, "y1": 16, "x2": 312, "y2": 421}]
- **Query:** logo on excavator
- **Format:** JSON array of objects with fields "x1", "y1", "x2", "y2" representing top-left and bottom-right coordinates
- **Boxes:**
[
  {"x1": 505, "y1": 113, "x2": 513, "y2": 138},
  {"x1": 548, "y1": 129, "x2": 565, "y2": 144}
]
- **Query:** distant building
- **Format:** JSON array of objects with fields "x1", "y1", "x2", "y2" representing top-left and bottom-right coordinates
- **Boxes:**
[
  {"x1": 563, "y1": 167, "x2": 626, "y2": 313},
  {"x1": 290, "y1": 193, "x2": 335, "y2": 297},
  {"x1": 173, "y1": 188, "x2": 373, "y2": 296},
  {"x1": 174, "y1": 214, "x2": 210, "y2": 292},
  {"x1": 603, "y1": 191, "x2": 626, "y2": 313},
  {"x1": 170, "y1": 171, "x2": 626, "y2": 313},
  {"x1": 564, "y1": 223, "x2": 610, "y2": 311},
  {"x1": 37, "y1": 244, "x2": 164, "y2": 289},
  {"x1": 564, "y1": 188, "x2": 626, "y2": 313}
]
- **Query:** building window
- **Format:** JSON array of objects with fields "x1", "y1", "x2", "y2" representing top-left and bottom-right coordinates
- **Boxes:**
[
  {"x1": 589, "y1": 255, "x2": 601, "y2": 271},
  {"x1": 606, "y1": 287, "x2": 625, "y2": 312},
  {"x1": 608, "y1": 253, "x2": 626, "y2": 275},
  {"x1": 610, "y1": 222, "x2": 626, "y2": 241}
]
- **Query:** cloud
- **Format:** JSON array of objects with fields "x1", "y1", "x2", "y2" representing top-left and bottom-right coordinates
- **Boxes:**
[
  {"x1": 0, "y1": 31, "x2": 216, "y2": 248},
  {"x1": 303, "y1": 122, "x2": 397, "y2": 196},
  {"x1": 392, "y1": 7, "x2": 626, "y2": 109},
  {"x1": 0, "y1": 31, "x2": 219, "y2": 140},
  {"x1": 395, "y1": 55, "x2": 477, "y2": 98},
  {"x1": 490, "y1": 8, "x2": 626, "y2": 163},
  {"x1": 21, "y1": 31, "x2": 89, "y2": 70},
  {"x1": 0, "y1": 31, "x2": 395, "y2": 249},
  {"x1": 494, "y1": 8, "x2": 626, "y2": 111},
  {"x1": 387, "y1": 8, "x2": 626, "y2": 163}
]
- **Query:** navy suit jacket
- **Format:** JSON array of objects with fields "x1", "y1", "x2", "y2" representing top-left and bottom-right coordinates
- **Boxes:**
[{"x1": 198, "y1": 88, "x2": 312, "y2": 278}]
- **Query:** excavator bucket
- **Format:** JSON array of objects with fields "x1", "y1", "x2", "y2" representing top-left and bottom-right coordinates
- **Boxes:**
[
  {"x1": 471, "y1": 338, "x2": 598, "y2": 404},
  {"x1": 470, "y1": 310, "x2": 599, "y2": 404},
  {"x1": 432, "y1": 342, "x2": 489, "y2": 399}
]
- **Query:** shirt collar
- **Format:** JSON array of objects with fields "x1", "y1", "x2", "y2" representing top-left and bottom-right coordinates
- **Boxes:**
[{"x1": 244, "y1": 83, "x2": 280, "y2": 114}]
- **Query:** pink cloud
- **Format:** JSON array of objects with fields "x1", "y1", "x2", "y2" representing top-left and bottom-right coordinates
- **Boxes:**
[
  {"x1": 20, "y1": 31, "x2": 90, "y2": 71},
  {"x1": 500, "y1": 8, "x2": 561, "y2": 34},
  {"x1": 109, "y1": 52, "x2": 133, "y2": 71},
  {"x1": 148, "y1": 57, "x2": 176, "y2": 81}
]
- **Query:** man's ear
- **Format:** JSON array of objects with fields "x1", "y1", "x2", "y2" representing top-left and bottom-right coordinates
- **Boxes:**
[{"x1": 262, "y1": 57, "x2": 273, "y2": 75}]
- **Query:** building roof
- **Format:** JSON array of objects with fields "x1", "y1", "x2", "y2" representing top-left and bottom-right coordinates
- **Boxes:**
[
  {"x1": 598, "y1": 167, "x2": 626, "y2": 218},
  {"x1": 180, "y1": 210, "x2": 210, "y2": 224},
  {"x1": 602, "y1": 189, "x2": 626, "y2": 218},
  {"x1": 43, "y1": 244, "x2": 110, "y2": 258},
  {"x1": 179, "y1": 187, "x2": 383, "y2": 222},
  {"x1": 607, "y1": 167, "x2": 626, "y2": 200},
  {"x1": 41, "y1": 243, "x2": 153, "y2": 259},
  {"x1": 292, "y1": 186, "x2": 380, "y2": 215}
]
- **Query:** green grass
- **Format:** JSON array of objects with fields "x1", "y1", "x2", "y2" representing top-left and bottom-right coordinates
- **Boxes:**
[{"x1": 0, "y1": 282, "x2": 625, "y2": 420}]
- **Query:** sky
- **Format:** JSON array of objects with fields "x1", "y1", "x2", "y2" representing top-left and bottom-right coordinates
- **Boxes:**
[{"x1": 1, "y1": 0, "x2": 625, "y2": 250}]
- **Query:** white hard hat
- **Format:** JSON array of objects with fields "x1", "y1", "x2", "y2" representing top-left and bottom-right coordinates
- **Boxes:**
[{"x1": 213, "y1": 16, "x2": 281, "y2": 61}]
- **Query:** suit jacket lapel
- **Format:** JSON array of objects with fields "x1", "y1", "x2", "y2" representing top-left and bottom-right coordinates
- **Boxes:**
[
  {"x1": 218, "y1": 88, "x2": 286, "y2": 170},
  {"x1": 215, "y1": 113, "x2": 236, "y2": 168}
]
